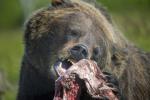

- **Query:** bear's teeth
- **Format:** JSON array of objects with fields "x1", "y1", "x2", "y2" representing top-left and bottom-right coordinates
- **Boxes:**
[
  {"x1": 58, "y1": 62, "x2": 62, "y2": 68},
  {"x1": 57, "y1": 62, "x2": 66, "y2": 76},
  {"x1": 68, "y1": 59, "x2": 75, "y2": 65}
]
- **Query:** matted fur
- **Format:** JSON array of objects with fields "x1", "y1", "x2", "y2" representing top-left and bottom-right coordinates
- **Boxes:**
[{"x1": 18, "y1": 0, "x2": 150, "y2": 100}]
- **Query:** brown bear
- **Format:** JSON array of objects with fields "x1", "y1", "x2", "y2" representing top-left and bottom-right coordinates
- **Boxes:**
[{"x1": 17, "y1": 0, "x2": 150, "y2": 100}]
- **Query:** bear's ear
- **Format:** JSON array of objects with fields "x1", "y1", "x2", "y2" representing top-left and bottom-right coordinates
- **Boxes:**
[
  {"x1": 52, "y1": 0, "x2": 65, "y2": 6},
  {"x1": 111, "y1": 46, "x2": 129, "y2": 67},
  {"x1": 51, "y1": 0, "x2": 73, "y2": 7}
]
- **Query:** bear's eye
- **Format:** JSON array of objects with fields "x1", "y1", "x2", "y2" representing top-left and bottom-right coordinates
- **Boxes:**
[{"x1": 65, "y1": 30, "x2": 80, "y2": 40}]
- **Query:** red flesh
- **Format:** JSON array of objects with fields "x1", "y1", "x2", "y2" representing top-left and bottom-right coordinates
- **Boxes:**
[{"x1": 53, "y1": 59, "x2": 118, "y2": 100}]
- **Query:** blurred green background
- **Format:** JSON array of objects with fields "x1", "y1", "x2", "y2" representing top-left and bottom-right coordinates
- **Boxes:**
[{"x1": 0, "y1": 0, "x2": 149, "y2": 100}]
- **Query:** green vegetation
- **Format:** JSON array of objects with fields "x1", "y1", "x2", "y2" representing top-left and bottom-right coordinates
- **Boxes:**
[
  {"x1": 0, "y1": 30, "x2": 23, "y2": 100},
  {"x1": 0, "y1": 0, "x2": 149, "y2": 100},
  {"x1": 112, "y1": 12, "x2": 150, "y2": 51},
  {"x1": 0, "y1": 0, "x2": 22, "y2": 29},
  {"x1": 99, "y1": 0, "x2": 150, "y2": 12}
]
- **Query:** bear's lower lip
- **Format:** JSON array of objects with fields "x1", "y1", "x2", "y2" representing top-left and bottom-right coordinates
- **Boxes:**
[{"x1": 53, "y1": 58, "x2": 76, "y2": 76}]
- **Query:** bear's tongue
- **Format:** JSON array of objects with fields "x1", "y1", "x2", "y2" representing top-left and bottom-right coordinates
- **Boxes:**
[{"x1": 53, "y1": 59, "x2": 118, "y2": 100}]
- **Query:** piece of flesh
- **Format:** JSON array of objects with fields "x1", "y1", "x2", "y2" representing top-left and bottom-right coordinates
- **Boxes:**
[{"x1": 53, "y1": 59, "x2": 118, "y2": 100}]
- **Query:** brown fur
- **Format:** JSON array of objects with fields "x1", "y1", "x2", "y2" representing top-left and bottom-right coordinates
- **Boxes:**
[{"x1": 18, "y1": 0, "x2": 150, "y2": 100}]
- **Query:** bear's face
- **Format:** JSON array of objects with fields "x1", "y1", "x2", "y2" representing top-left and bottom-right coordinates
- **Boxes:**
[
  {"x1": 49, "y1": 11, "x2": 108, "y2": 74},
  {"x1": 25, "y1": 0, "x2": 127, "y2": 78},
  {"x1": 53, "y1": 12, "x2": 95, "y2": 58}
]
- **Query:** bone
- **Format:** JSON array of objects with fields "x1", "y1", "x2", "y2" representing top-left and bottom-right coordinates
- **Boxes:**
[{"x1": 53, "y1": 59, "x2": 118, "y2": 100}]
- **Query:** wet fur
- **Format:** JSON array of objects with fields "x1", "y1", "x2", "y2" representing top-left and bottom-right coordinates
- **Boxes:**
[{"x1": 17, "y1": 0, "x2": 150, "y2": 100}]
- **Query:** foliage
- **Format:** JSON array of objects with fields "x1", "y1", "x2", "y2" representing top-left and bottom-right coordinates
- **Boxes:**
[
  {"x1": 99, "y1": 0, "x2": 150, "y2": 12},
  {"x1": 0, "y1": 30, "x2": 23, "y2": 100},
  {"x1": 0, "y1": 0, "x2": 22, "y2": 29}
]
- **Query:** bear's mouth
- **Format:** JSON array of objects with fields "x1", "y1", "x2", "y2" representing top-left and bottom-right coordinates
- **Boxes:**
[{"x1": 53, "y1": 58, "x2": 77, "y2": 76}]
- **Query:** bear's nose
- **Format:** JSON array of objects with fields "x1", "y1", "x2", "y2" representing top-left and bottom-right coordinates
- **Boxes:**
[{"x1": 70, "y1": 44, "x2": 88, "y2": 61}]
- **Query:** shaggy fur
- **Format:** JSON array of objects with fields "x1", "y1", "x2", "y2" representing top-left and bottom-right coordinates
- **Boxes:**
[{"x1": 17, "y1": 0, "x2": 150, "y2": 100}]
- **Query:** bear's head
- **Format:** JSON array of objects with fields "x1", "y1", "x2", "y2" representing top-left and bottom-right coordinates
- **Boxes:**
[{"x1": 25, "y1": 0, "x2": 128, "y2": 79}]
